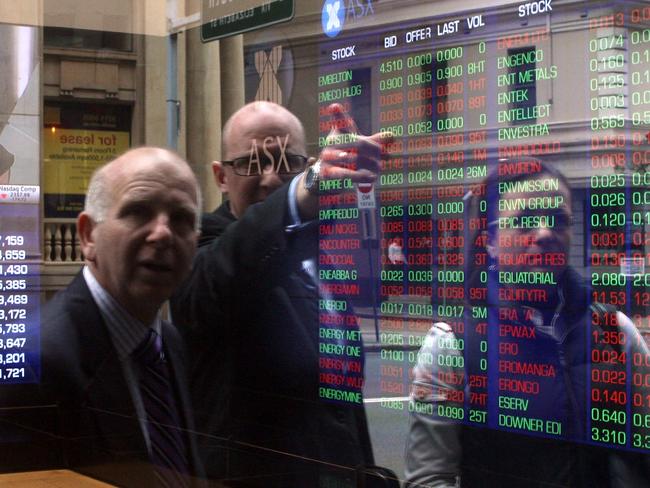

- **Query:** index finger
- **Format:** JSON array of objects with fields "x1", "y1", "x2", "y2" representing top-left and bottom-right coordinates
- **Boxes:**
[
  {"x1": 328, "y1": 103, "x2": 359, "y2": 135},
  {"x1": 368, "y1": 130, "x2": 393, "y2": 146}
]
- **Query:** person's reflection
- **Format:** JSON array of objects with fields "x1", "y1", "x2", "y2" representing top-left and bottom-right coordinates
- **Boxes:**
[
  {"x1": 0, "y1": 143, "x2": 12, "y2": 183},
  {"x1": 405, "y1": 160, "x2": 650, "y2": 487},
  {"x1": 388, "y1": 238, "x2": 406, "y2": 265}
]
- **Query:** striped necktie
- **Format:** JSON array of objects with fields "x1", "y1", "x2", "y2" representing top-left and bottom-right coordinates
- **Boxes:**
[{"x1": 133, "y1": 329, "x2": 191, "y2": 487}]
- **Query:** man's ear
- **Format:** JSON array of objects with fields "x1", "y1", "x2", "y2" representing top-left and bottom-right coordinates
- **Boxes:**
[
  {"x1": 212, "y1": 161, "x2": 229, "y2": 193},
  {"x1": 77, "y1": 212, "x2": 97, "y2": 262}
]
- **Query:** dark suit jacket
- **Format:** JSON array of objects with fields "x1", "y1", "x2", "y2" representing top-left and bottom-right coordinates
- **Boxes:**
[
  {"x1": 0, "y1": 272, "x2": 204, "y2": 487},
  {"x1": 171, "y1": 186, "x2": 374, "y2": 487}
]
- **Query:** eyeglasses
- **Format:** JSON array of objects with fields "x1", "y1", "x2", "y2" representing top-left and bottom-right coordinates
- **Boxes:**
[{"x1": 222, "y1": 154, "x2": 309, "y2": 176}]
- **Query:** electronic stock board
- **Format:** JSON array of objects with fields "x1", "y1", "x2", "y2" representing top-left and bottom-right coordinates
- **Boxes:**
[
  {"x1": 0, "y1": 186, "x2": 40, "y2": 385},
  {"x1": 315, "y1": 0, "x2": 650, "y2": 453}
]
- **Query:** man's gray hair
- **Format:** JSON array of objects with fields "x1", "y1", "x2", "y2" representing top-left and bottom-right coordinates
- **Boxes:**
[{"x1": 84, "y1": 165, "x2": 112, "y2": 224}]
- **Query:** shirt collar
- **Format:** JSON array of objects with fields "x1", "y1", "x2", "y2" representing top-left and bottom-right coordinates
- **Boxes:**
[{"x1": 83, "y1": 266, "x2": 161, "y2": 359}]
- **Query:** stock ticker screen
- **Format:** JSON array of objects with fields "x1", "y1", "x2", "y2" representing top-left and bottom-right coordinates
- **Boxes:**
[
  {"x1": 315, "y1": 0, "x2": 650, "y2": 452},
  {"x1": 0, "y1": 187, "x2": 40, "y2": 385}
]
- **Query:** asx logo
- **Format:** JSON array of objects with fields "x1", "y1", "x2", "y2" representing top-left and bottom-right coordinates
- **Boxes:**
[{"x1": 322, "y1": 0, "x2": 374, "y2": 38}]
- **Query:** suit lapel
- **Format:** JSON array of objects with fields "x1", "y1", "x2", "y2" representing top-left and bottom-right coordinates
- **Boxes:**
[
  {"x1": 62, "y1": 274, "x2": 204, "y2": 485},
  {"x1": 60, "y1": 274, "x2": 150, "y2": 463}
]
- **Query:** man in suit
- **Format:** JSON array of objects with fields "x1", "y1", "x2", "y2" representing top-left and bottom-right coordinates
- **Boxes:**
[
  {"x1": 171, "y1": 102, "x2": 386, "y2": 487},
  {"x1": 1, "y1": 147, "x2": 204, "y2": 487}
]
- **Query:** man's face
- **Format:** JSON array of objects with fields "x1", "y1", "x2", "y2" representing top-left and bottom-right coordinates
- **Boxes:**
[
  {"x1": 215, "y1": 108, "x2": 306, "y2": 218},
  {"x1": 491, "y1": 176, "x2": 572, "y2": 278},
  {"x1": 81, "y1": 155, "x2": 199, "y2": 319}
]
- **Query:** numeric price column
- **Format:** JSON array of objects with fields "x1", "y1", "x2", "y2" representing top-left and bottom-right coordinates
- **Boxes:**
[
  {"x1": 376, "y1": 49, "x2": 410, "y2": 400},
  {"x1": 629, "y1": 11, "x2": 650, "y2": 333},
  {"x1": 0, "y1": 186, "x2": 40, "y2": 384},
  {"x1": 429, "y1": 42, "x2": 469, "y2": 426},
  {"x1": 403, "y1": 46, "x2": 436, "y2": 356},
  {"x1": 628, "y1": 5, "x2": 650, "y2": 452},
  {"x1": 399, "y1": 30, "x2": 437, "y2": 403},
  {"x1": 586, "y1": 15, "x2": 630, "y2": 449}
]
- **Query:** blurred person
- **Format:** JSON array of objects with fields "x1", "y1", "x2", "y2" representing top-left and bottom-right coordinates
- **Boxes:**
[
  {"x1": 405, "y1": 160, "x2": 650, "y2": 487},
  {"x1": 1, "y1": 147, "x2": 205, "y2": 487},
  {"x1": 0, "y1": 144, "x2": 12, "y2": 183},
  {"x1": 171, "y1": 101, "x2": 386, "y2": 487}
]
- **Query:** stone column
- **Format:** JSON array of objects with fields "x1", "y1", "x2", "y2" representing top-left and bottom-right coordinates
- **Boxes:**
[
  {"x1": 186, "y1": 27, "x2": 221, "y2": 211},
  {"x1": 219, "y1": 34, "x2": 245, "y2": 128}
]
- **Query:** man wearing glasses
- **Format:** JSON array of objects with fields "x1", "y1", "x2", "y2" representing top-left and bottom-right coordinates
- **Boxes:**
[{"x1": 172, "y1": 101, "x2": 384, "y2": 487}]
